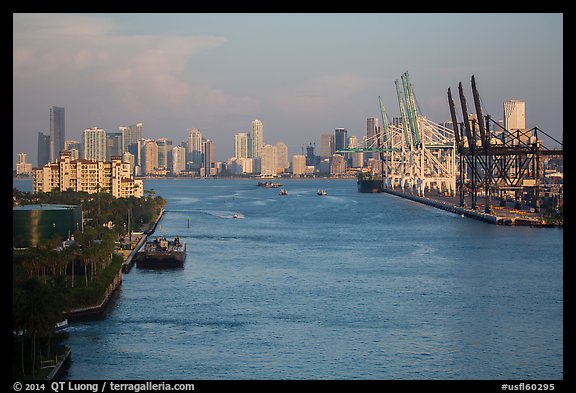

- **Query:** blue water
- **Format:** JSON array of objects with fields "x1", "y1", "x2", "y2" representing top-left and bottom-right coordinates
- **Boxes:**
[{"x1": 13, "y1": 178, "x2": 564, "y2": 379}]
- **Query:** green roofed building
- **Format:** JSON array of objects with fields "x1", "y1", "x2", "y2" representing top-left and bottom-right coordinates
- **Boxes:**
[{"x1": 13, "y1": 204, "x2": 82, "y2": 248}]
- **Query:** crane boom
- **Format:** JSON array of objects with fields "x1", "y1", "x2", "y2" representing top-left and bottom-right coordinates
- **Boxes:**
[
  {"x1": 378, "y1": 96, "x2": 391, "y2": 150},
  {"x1": 447, "y1": 87, "x2": 462, "y2": 152},
  {"x1": 458, "y1": 81, "x2": 475, "y2": 152},
  {"x1": 401, "y1": 72, "x2": 421, "y2": 147},
  {"x1": 395, "y1": 79, "x2": 412, "y2": 149},
  {"x1": 471, "y1": 75, "x2": 488, "y2": 150}
]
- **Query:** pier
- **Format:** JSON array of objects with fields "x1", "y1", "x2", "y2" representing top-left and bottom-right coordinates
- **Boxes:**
[
  {"x1": 121, "y1": 208, "x2": 165, "y2": 272},
  {"x1": 382, "y1": 187, "x2": 558, "y2": 227},
  {"x1": 342, "y1": 72, "x2": 562, "y2": 226}
]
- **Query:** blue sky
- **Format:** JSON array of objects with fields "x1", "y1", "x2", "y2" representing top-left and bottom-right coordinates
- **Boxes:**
[{"x1": 13, "y1": 13, "x2": 563, "y2": 166}]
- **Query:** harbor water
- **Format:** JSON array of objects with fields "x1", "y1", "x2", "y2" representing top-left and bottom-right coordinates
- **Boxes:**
[{"x1": 13, "y1": 178, "x2": 564, "y2": 379}]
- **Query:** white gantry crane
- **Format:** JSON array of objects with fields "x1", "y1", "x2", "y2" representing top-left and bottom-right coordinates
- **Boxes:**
[{"x1": 382, "y1": 71, "x2": 456, "y2": 196}]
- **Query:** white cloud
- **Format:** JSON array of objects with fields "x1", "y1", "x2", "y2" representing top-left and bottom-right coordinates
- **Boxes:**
[{"x1": 13, "y1": 13, "x2": 259, "y2": 132}]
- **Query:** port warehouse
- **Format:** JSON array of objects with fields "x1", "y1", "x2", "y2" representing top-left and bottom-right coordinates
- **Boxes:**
[{"x1": 13, "y1": 204, "x2": 82, "y2": 248}]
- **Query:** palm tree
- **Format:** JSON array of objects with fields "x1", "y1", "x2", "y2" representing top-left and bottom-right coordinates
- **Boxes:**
[{"x1": 14, "y1": 277, "x2": 64, "y2": 378}]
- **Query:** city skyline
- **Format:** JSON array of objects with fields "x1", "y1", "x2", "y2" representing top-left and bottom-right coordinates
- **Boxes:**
[{"x1": 13, "y1": 13, "x2": 563, "y2": 168}]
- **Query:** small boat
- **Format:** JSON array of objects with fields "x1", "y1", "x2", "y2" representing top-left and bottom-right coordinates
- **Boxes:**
[
  {"x1": 279, "y1": 188, "x2": 288, "y2": 195},
  {"x1": 317, "y1": 189, "x2": 327, "y2": 196},
  {"x1": 55, "y1": 319, "x2": 69, "y2": 331},
  {"x1": 232, "y1": 213, "x2": 239, "y2": 219}
]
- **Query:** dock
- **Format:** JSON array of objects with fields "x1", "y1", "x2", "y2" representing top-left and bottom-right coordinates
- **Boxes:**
[
  {"x1": 121, "y1": 208, "x2": 165, "y2": 272},
  {"x1": 45, "y1": 347, "x2": 72, "y2": 380},
  {"x1": 381, "y1": 188, "x2": 558, "y2": 227}
]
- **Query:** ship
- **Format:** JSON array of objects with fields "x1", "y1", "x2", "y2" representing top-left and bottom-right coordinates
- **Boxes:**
[
  {"x1": 357, "y1": 170, "x2": 384, "y2": 193},
  {"x1": 135, "y1": 235, "x2": 186, "y2": 268}
]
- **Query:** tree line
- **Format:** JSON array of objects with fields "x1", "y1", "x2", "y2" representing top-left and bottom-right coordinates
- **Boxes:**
[{"x1": 12, "y1": 188, "x2": 165, "y2": 379}]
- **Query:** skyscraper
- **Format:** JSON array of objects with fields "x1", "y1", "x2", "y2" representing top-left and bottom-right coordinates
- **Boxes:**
[
  {"x1": 37, "y1": 132, "x2": 51, "y2": 167},
  {"x1": 275, "y1": 142, "x2": 289, "y2": 172},
  {"x1": 251, "y1": 119, "x2": 263, "y2": 158},
  {"x1": 319, "y1": 134, "x2": 333, "y2": 159},
  {"x1": 187, "y1": 128, "x2": 203, "y2": 169},
  {"x1": 83, "y1": 127, "x2": 106, "y2": 162},
  {"x1": 261, "y1": 143, "x2": 277, "y2": 176},
  {"x1": 143, "y1": 140, "x2": 158, "y2": 175},
  {"x1": 366, "y1": 117, "x2": 379, "y2": 158},
  {"x1": 156, "y1": 138, "x2": 172, "y2": 169},
  {"x1": 50, "y1": 106, "x2": 65, "y2": 162},
  {"x1": 334, "y1": 128, "x2": 348, "y2": 153},
  {"x1": 203, "y1": 139, "x2": 215, "y2": 176},
  {"x1": 106, "y1": 132, "x2": 123, "y2": 161},
  {"x1": 171, "y1": 145, "x2": 186, "y2": 175},
  {"x1": 234, "y1": 132, "x2": 249, "y2": 158},
  {"x1": 504, "y1": 100, "x2": 526, "y2": 131},
  {"x1": 120, "y1": 123, "x2": 143, "y2": 152}
]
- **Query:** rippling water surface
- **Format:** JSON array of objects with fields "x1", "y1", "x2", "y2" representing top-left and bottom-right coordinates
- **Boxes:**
[{"x1": 16, "y1": 178, "x2": 562, "y2": 380}]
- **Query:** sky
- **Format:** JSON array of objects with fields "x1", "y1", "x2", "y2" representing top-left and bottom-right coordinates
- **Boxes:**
[{"x1": 13, "y1": 13, "x2": 563, "y2": 168}]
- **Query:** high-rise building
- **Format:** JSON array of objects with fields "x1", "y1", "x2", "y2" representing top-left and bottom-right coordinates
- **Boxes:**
[
  {"x1": 203, "y1": 139, "x2": 215, "y2": 176},
  {"x1": 366, "y1": 117, "x2": 379, "y2": 159},
  {"x1": 330, "y1": 154, "x2": 347, "y2": 176},
  {"x1": 261, "y1": 144, "x2": 277, "y2": 176},
  {"x1": 156, "y1": 138, "x2": 172, "y2": 169},
  {"x1": 16, "y1": 153, "x2": 33, "y2": 175},
  {"x1": 292, "y1": 155, "x2": 306, "y2": 176},
  {"x1": 171, "y1": 145, "x2": 186, "y2": 175},
  {"x1": 234, "y1": 132, "x2": 249, "y2": 159},
  {"x1": 504, "y1": 100, "x2": 526, "y2": 131},
  {"x1": 334, "y1": 128, "x2": 348, "y2": 152},
  {"x1": 120, "y1": 123, "x2": 142, "y2": 152},
  {"x1": 275, "y1": 142, "x2": 289, "y2": 172},
  {"x1": 305, "y1": 143, "x2": 317, "y2": 166},
  {"x1": 143, "y1": 140, "x2": 158, "y2": 175},
  {"x1": 37, "y1": 132, "x2": 51, "y2": 167},
  {"x1": 251, "y1": 119, "x2": 263, "y2": 158},
  {"x1": 187, "y1": 128, "x2": 203, "y2": 169},
  {"x1": 83, "y1": 127, "x2": 106, "y2": 162},
  {"x1": 319, "y1": 134, "x2": 333, "y2": 159},
  {"x1": 50, "y1": 106, "x2": 65, "y2": 163},
  {"x1": 64, "y1": 140, "x2": 82, "y2": 160},
  {"x1": 106, "y1": 132, "x2": 123, "y2": 161}
]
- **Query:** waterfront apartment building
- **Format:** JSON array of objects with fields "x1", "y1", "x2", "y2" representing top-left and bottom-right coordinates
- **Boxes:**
[
  {"x1": 33, "y1": 152, "x2": 143, "y2": 198},
  {"x1": 83, "y1": 127, "x2": 107, "y2": 162},
  {"x1": 251, "y1": 119, "x2": 263, "y2": 158},
  {"x1": 50, "y1": 106, "x2": 65, "y2": 163}
]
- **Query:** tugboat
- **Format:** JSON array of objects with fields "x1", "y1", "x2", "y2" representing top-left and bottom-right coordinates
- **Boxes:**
[{"x1": 135, "y1": 235, "x2": 186, "y2": 268}]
